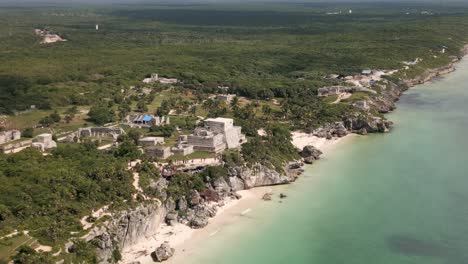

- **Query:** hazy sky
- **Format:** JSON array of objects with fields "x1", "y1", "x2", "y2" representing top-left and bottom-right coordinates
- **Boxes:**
[
  {"x1": 0, "y1": 0, "x2": 456, "y2": 2},
  {"x1": 0, "y1": 0, "x2": 461, "y2": 7}
]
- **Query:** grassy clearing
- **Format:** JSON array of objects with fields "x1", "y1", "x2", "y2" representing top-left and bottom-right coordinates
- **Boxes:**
[
  {"x1": 323, "y1": 95, "x2": 339, "y2": 104},
  {"x1": 6, "y1": 106, "x2": 92, "y2": 132},
  {"x1": 342, "y1": 92, "x2": 370, "y2": 103},
  {"x1": 0, "y1": 234, "x2": 36, "y2": 262},
  {"x1": 167, "y1": 151, "x2": 216, "y2": 162}
]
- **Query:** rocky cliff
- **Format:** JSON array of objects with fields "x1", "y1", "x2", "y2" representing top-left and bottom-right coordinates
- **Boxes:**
[
  {"x1": 79, "y1": 161, "x2": 303, "y2": 263},
  {"x1": 169, "y1": 162, "x2": 303, "y2": 229},
  {"x1": 404, "y1": 63, "x2": 455, "y2": 87},
  {"x1": 83, "y1": 201, "x2": 164, "y2": 263},
  {"x1": 313, "y1": 46, "x2": 468, "y2": 140},
  {"x1": 314, "y1": 61, "x2": 463, "y2": 138},
  {"x1": 227, "y1": 163, "x2": 300, "y2": 191}
]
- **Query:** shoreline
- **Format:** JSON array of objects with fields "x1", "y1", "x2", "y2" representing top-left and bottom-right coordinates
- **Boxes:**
[
  {"x1": 120, "y1": 133, "x2": 356, "y2": 264},
  {"x1": 120, "y1": 51, "x2": 468, "y2": 264},
  {"x1": 120, "y1": 187, "x2": 278, "y2": 264}
]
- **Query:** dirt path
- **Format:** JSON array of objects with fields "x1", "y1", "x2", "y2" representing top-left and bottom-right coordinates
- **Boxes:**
[{"x1": 331, "y1": 92, "x2": 352, "y2": 104}]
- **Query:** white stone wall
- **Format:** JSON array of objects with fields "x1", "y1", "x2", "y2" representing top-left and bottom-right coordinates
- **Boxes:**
[
  {"x1": 172, "y1": 145, "x2": 194, "y2": 156},
  {"x1": 188, "y1": 133, "x2": 226, "y2": 152},
  {"x1": 33, "y1": 133, "x2": 57, "y2": 151},
  {"x1": 204, "y1": 118, "x2": 233, "y2": 134},
  {"x1": 139, "y1": 137, "x2": 165, "y2": 146},
  {"x1": 0, "y1": 130, "x2": 21, "y2": 145},
  {"x1": 224, "y1": 126, "x2": 241, "y2": 149},
  {"x1": 146, "y1": 147, "x2": 172, "y2": 159},
  {"x1": 36, "y1": 133, "x2": 53, "y2": 144}
]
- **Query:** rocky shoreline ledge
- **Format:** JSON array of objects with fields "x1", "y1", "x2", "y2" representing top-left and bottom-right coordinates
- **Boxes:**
[
  {"x1": 86, "y1": 134, "x2": 353, "y2": 263},
  {"x1": 83, "y1": 159, "x2": 305, "y2": 263},
  {"x1": 312, "y1": 47, "x2": 468, "y2": 139},
  {"x1": 83, "y1": 48, "x2": 468, "y2": 264}
]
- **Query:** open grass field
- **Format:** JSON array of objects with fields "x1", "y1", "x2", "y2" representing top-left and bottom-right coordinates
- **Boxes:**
[{"x1": 0, "y1": 234, "x2": 38, "y2": 262}]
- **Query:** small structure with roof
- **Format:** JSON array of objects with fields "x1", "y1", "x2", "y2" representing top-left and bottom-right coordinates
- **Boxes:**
[
  {"x1": 361, "y1": 69, "x2": 372, "y2": 75},
  {"x1": 216, "y1": 94, "x2": 236, "y2": 103},
  {"x1": 128, "y1": 114, "x2": 155, "y2": 126},
  {"x1": 126, "y1": 114, "x2": 170, "y2": 128}
]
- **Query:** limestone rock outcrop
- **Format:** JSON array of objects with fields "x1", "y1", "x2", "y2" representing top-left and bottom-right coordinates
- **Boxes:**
[
  {"x1": 178, "y1": 203, "x2": 218, "y2": 229},
  {"x1": 300, "y1": 145, "x2": 323, "y2": 164},
  {"x1": 149, "y1": 178, "x2": 169, "y2": 201},
  {"x1": 227, "y1": 163, "x2": 298, "y2": 191},
  {"x1": 165, "y1": 212, "x2": 178, "y2": 226},
  {"x1": 83, "y1": 202, "x2": 164, "y2": 263},
  {"x1": 153, "y1": 242, "x2": 175, "y2": 262},
  {"x1": 405, "y1": 64, "x2": 455, "y2": 87},
  {"x1": 262, "y1": 193, "x2": 272, "y2": 201},
  {"x1": 314, "y1": 122, "x2": 348, "y2": 138},
  {"x1": 213, "y1": 177, "x2": 231, "y2": 197},
  {"x1": 188, "y1": 190, "x2": 202, "y2": 206},
  {"x1": 343, "y1": 113, "x2": 393, "y2": 133},
  {"x1": 301, "y1": 145, "x2": 323, "y2": 159},
  {"x1": 317, "y1": 86, "x2": 377, "y2": 97}
]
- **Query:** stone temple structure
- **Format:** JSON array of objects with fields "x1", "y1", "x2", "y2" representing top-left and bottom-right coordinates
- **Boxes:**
[
  {"x1": 171, "y1": 143, "x2": 194, "y2": 156},
  {"x1": 146, "y1": 146, "x2": 172, "y2": 159},
  {"x1": 187, "y1": 117, "x2": 245, "y2": 153},
  {"x1": 138, "y1": 137, "x2": 165, "y2": 147},
  {"x1": 32, "y1": 133, "x2": 57, "y2": 152},
  {"x1": 76, "y1": 127, "x2": 125, "y2": 141},
  {"x1": 0, "y1": 130, "x2": 21, "y2": 145},
  {"x1": 204, "y1": 118, "x2": 245, "y2": 149},
  {"x1": 188, "y1": 128, "x2": 226, "y2": 153},
  {"x1": 142, "y1": 73, "x2": 178, "y2": 84}
]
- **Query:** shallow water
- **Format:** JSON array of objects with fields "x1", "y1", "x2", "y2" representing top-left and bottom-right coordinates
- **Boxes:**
[{"x1": 183, "y1": 59, "x2": 468, "y2": 264}]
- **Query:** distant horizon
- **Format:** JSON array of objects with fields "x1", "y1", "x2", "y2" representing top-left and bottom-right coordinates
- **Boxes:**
[
  {"x1": 0, "y1": 0, "x2": 460, "y2": 4},
  {"x1": 0, "y1": 0, "x2": 465, "y2": 10}
]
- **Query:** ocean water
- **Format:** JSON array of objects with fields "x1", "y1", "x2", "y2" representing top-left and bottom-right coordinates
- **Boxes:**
[{"x1": 183, "y1": 59, "x2": 468, "y2": 264}]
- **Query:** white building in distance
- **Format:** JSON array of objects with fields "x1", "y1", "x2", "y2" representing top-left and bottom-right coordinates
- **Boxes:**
[{"x1": 143, "y1": 73, "x2": 178, "y2": 85}]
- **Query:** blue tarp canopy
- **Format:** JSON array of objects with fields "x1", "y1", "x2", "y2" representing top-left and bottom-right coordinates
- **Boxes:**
[{"x1": 142, "y1": 115, "x2": 153, "y2": 122}]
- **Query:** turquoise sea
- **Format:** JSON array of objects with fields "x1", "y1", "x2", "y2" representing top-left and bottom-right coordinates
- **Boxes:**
[{"x1": 184, "y1": 59, "x2": 468, "y2": 264}]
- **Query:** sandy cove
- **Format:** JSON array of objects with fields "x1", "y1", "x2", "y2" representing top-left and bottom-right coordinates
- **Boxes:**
[
  {"x1": 120, "y1": 188, "x2": 271, "y2": 264},
  {"x1": 120, "y1": 132, "x2": 356, "y2": 264},
  {"x1": 291, "y1": 132, "x2": 352, "y2": 152}
]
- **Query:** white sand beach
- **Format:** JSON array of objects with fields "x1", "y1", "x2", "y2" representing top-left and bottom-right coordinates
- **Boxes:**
[
  {"x1": 291, "y1": 131, "x2": 356, "y2": 154},
  {"x1": 121, "y1": 133, "x2": 356, "y2": 264},
  {"x1": 121, "y1": 188, "x2": 270, "y2": 264}
]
